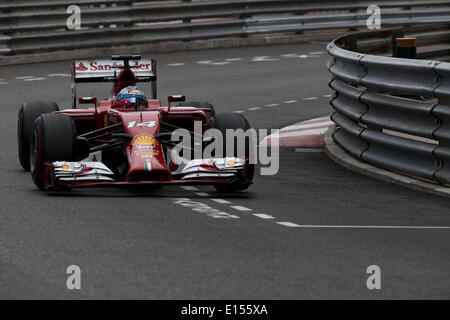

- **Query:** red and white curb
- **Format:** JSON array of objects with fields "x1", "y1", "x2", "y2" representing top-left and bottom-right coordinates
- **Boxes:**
[{"x1": 260, "y1": 116, "x2": 333, "y2": 148}]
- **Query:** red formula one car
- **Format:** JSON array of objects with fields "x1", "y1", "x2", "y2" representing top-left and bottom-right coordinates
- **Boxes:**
[{"x1": 17, "y1": 55, "x2": 254, "y2": 192}]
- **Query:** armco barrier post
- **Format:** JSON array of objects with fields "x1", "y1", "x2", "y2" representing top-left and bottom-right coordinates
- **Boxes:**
[
  {"x1": 391, "y1": 30, "x2": 404, "y2": 57},
  {"x1": 394, "y1": 38, "x2": 417, "y2": 59}
]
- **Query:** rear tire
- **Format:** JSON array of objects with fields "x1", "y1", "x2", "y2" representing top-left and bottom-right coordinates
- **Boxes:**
[
  {"x1": 18, "y1": 101, "x2": 59, "y2": 171},
  {"x1": 31, "y1": 114, "x2": 76, "y2": 190},
  {"x1": 213, "y1": 113, "x2": 255, "y2": 192}
]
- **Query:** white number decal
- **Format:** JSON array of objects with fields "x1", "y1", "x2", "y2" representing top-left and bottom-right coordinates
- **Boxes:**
[{"x1": 128, "y1": 121, "x2": 157, "y2": 128}]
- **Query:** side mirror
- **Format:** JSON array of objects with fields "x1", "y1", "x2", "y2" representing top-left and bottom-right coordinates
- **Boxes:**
[
  {"x1": 79, "y1": 97, "x2": 98, "y2": 112},
  {"x1": 168, "y1": 95, "x2": 186, "y2": 110},
  {"x1": 79, "y1": 97, "x2": 97, "y2": 105}
]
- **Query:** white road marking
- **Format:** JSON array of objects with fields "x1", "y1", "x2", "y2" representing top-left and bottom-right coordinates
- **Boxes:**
[
  {"x1": 197, "y1": 60, "x2": 212, "y2": 64},
  {"x1": 283, "y1": 100, "x2": 298, "y2": 104},
  {"x1": 180, "y1": 186, "x2": 199, "y2": 191},
  {"x1": 282, "y1": 53, "x2": 309, "y2": 59},
  {"x1": 265, "y1": 103, "x2": 279, "y2": 107},
  {"x1": 167, "y1": 63, "x2": 186, "y2": 67},
  {"x1": 197, "y1": 60, "x2": 230, "y2": 66},
  {"x1": 276, "y1": 222, "x2": 302, "y2": 227},
  {"x1": 211, "y1": 199, "x2": 231, "y2": 204},
  {"x1": 323, "y1": 94, "x2": 332, "y2": 98},
  {"x1": 276, "y1": 224, "x2": 450, "y2": 230},
  {"x1": 233, "y1": 110, "x2": 245, "y2": 113},
  {"x1": 303, "y1": 97, "x2": 319, "y2": 101},
  {"x1": 253, "y1": 214, "x2": 276, "y2": 220},
  {"x1": 309, "y1": 51, "x2": 325, "y2": 55},
  {"x1": 226, "y1": 58, "x2": 242, "y2": 62},
  {"x1": 47, "y1": 73, "x2": 70, "y2": 77},
  {"x1": 16, "y1": 76, "x2": 35, "y2": 79},
  {"x1": 172, "y1": 198, "x2": 239, "y2": 219},
  {"x1": 24, "y1": 78, "x2": 46, "y2": 81},
  {"x1": 230, "y1": 206, "x2": 252, "y2": 212},
  {"x1": 195, "y1": 192, "x2": 210, "y2": 197},
  {"x1": 248, "y1": 107, "x2": 262, "y2": 111},
  {"x1": 252, "y1": 56, "x2": 278, "y2": 62}
]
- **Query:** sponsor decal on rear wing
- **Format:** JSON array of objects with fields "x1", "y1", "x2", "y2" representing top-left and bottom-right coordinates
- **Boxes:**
[{"x1": 72, "y1": 60, "x2": 156, "y2": 83}]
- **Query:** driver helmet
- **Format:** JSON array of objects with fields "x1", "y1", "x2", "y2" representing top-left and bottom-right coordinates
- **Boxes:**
[{"x1": 117, "y1": 86, "x2": 147, "y2": 109}]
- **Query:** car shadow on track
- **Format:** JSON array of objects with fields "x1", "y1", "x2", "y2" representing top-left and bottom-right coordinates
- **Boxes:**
[{"x1": 44, "y1": 187, "x2": 255, "y2": 200}]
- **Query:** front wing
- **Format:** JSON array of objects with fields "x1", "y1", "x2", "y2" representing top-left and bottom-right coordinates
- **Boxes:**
[{"x1": 43, "y1": 158, "x2": 249, "y2": 190}]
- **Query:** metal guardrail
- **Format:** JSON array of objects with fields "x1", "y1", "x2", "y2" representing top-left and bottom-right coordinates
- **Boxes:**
[
  {"x1": 327, "y1": 24, "x2": 450, "y2": 185},
  {"x1": 0, "y1": 0, "x2": 450, "y2": 55}
]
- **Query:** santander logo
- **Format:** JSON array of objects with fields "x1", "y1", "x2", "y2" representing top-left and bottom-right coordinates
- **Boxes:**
[
  {"x1": 75, "y1": 62, "x2": 88, "y2": 71},
  {"x1": 75, "y1": 61, "x2": 151, "y2": 72}
]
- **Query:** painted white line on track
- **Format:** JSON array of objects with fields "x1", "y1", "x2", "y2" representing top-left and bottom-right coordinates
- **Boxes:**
[
  {"x1": 277, "y1": 222, "x2": 302, "y2": 227},
  {"x1": 211, "y1": 199, "x2": 231, "y2": 204},
  {"x1": 230, "y1": 206, "x2": 252, "y2": 212},
  {"x1": 172, "y1": 198, "x2": 239, "y2": 219},
  {"x1": 265, "y1": 103, "x2": 279, "y2": 107},
  {"x1": 233, "y1": 110, "x2": 245, "y2": 113},
  {"x1": 252, "y1": 56, "x2": 278, "y2": 62},
  {"x1": 276, "y1": 224, "x2": 450, "y2": 230},
  {"x1": 283, "y1": 100, "x2": 298, "y2": 104},
  {"x1": 323, "y1": 94, "x2": 332, "y2": 98},
  {"x1": 167, "y1": 63, "x2": 186, "y2": 67},
  {"x1": 282, "y1": 54, "x2": 309, "y2": 59},
  {"x1": 24, "y1": 78, "x2": 46, "y2": 81},
  {"x1": 16, "y1": 76, "x2": 35, "y2": 79},
  {"x1": 309, "y1": 51, "x2": 325, "y2": 55},
  {"x1": 180, "y1": 186, "x2": 199, "y2": 191},
  {"x1": 248, "y1": 107, "x2": 262, "y2": 111},
  {"x1": 253, "y1": 214, "x2": 276, "y2": 220},
  {"x1": 47, "y1": 73, "x2": 70, "y2": 77},
  {"x1": 303, "y1": 97, "x2": 319, "y2": 101},
  {"x1": 195, "y1": 192, "x2": 210, "y2": 197},
  {"x1": 197, "y1": 60, "x2": 230, "y2": 66},
  {"x1": 226, "y1": 58, "x2": 242, "y2": 61}
]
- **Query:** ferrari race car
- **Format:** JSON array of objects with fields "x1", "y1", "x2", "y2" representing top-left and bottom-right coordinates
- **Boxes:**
[{"x1": 17, "y1": 55, "x2": 254, "y2": 192}]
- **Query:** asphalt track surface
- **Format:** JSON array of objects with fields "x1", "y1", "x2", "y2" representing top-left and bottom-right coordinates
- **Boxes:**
[{"x1": 1, "y1": 42, "x2": 450, "y2": 299}]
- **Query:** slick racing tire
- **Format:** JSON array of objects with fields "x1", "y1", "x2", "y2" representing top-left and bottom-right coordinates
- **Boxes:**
[
  {"x1": 18, "y1": 101, "x2": 59, "y2": 171},
  {"x1": 31, "y1": 114, "x2": 76, "y2": 190},
  {"x1": 213, "y1": 113, "x2": 255, "y2": 192}
]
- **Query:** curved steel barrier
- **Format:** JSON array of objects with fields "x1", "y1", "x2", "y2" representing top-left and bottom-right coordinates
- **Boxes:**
[
  {"x1": 1, "y1": 0, "x2": 450, "y2": 55},
  {"x1": 327, "y1": 24, "x2": 450, "y2": 185}
]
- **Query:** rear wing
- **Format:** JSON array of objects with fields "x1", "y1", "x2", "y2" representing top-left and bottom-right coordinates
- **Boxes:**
[{"x1": 71, "y1": 56, "x2": 157, "y2": 108}]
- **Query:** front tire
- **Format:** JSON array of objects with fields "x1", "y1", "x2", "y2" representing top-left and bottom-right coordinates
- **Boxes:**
[
  {"x1": 213, "y1": 113, "x2": 255, "y2": 192},
  {"x1": 18, "y1": 101, "x2": 59, "y2": 171},
  {"x1": 31, "y1": 114, "x2": 76, "y2": 190}
]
